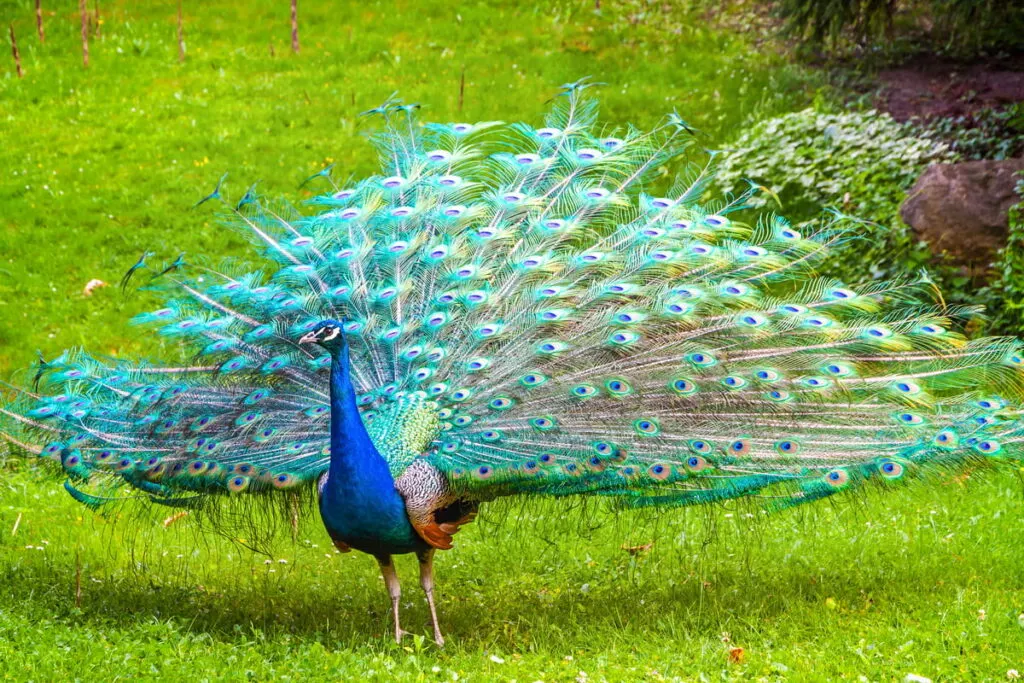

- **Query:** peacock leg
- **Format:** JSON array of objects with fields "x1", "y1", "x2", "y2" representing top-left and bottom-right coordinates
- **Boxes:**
[
  {"x1": 417, "y1": 549, "x2": 445, "y2": 647},
  {"x1": 377, "y1": 555, "x2": 408, "y2": 643}
]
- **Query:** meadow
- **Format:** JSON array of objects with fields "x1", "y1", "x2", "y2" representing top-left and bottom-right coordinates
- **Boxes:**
[{"x1": 1, "y1": 0, "x2": 1023, "y2": 680}]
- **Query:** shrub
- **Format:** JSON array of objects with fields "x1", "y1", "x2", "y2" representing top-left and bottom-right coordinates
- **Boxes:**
[
  {"x1": 980, "y1": 174, "x2": 1024, "y2": 334},
  {"x1": 714, "y1": 108, "x2": 952, "y2": 284},
  {"x1": 917, "y1": 104, "x2": 1024, "y2": 162},
  {"x1": 779, "y1": 0, "x2": 1024, "y2": 55}
]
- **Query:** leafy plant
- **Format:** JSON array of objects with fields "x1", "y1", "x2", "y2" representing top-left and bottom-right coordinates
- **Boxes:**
[
  {"x1": 979, "y1": 173, "x2": 1024, "y2": 334},
  {"x1": 778, "y1": 0, "x2": 1024, "y2": 57},
  {"x1": 715, "y1": 108, "x2": 952, "y2": 284},
  {"x1": 918, "y1": 104, "x2": 1024, "y2": 162},
  {"x1": 778, "y1": 0, "x2": 897, "y2": 48}
]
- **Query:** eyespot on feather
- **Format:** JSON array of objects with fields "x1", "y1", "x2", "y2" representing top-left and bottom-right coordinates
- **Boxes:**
[
  {"x1": 728, "y1": 439, "x2": 751, "y2": 457},
  {"x1": 684, "y1": 455, "x2": 710, "y2": 473},
  {"x1": 633, "y1": 418, "x2": 661, "y2": 436},
  {"x1": 878, "y1": 459, "x2": 906, "y2": 480},
  {"x1": 272, "y1": 473, "x2": 298, "y2": 489},
  {"x1": 824, "y1": 468, "x2": 850, "y2": 487},
  {"x1": 648, "y1": 463, "x2": 672, "y2": 481},
  {"x1": 228, "y1": 476, "x2": 250, "y2": 493}
]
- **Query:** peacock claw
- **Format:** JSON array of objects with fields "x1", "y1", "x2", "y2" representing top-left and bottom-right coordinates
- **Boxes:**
[{"x1": 393, "y1": 628, "x2": 411, "y2": 643}]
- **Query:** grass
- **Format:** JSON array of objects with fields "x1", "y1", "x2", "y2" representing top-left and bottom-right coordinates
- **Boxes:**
[
  {"x1": 0, "y1": 0, "x2": 817, "y2": 370},
  {"x1": 2, "y1": 464, "x2": 1024, "y2": 680},
  {"x1": 0, "y1": 0, "x2": 1022, "y2": 680}
]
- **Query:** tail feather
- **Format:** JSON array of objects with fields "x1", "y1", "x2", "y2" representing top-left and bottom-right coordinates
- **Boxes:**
[{"x1": 2, "y1": 90, "x2": 1023, "y2": 519}]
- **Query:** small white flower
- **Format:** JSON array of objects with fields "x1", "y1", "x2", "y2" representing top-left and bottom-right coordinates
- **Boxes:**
[{"x1": 489, "y1": 654, "x2": 505, "y2": 664}]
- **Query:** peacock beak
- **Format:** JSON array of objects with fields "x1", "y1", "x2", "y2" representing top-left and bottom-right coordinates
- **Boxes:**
[{"x1": 298, "y1": 331, "x2": 320, "y2": 345}]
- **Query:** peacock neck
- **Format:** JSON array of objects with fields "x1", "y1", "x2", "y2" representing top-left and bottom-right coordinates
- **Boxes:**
[
  {"x1": 319, "y1": 341, "x2": 422, "y2": 555},
  {"x1": 326, "y1": 343, "x2": 394, "y2": 489}
]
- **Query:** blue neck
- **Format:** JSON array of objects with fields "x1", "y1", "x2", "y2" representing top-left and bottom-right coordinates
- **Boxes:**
[
  {"x1": 320, "y1": 341, "x2": 422, "y2": 555},
  {"x1": 327, "y1": 342, "x2": 392, "y2": 486}
]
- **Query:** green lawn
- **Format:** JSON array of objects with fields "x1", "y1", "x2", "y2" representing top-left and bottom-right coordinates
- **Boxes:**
[
  {"x1": 2, "y1": 464, "x2": 1023, "y2": 680},
  {"x1": 0, "y1": 0, "x2": 816, "y2": 370},
  {"x1": 1, "y1": 0, "x2": 1022, "y2": 680}
]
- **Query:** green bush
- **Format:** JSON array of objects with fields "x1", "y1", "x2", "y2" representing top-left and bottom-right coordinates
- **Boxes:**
[
  {"x1": 980, "y1": 174, "x2": 1024, "y2": 334},
  {"x1": 778, "y1": 0, "x2": 895, "y2": 48},
  {"x1": 779, "y1": 0, "x2": 1024, "y2": 55},
  {"x1": 715, "y1": 107, "x2": 952, "y2": 284},
  {"x1": 918, "y1": 104, "x2": 1024, "y2": 162}
]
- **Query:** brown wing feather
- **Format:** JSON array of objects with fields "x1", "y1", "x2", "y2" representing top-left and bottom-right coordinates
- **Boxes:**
[{"x1": 395, "y1": 460, "x2": 478, "y2": 550}]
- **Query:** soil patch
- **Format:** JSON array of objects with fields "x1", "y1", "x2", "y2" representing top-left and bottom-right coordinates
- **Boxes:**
[{"x1": 878, "y1": 54, "x2": 1024, "y2": 121}]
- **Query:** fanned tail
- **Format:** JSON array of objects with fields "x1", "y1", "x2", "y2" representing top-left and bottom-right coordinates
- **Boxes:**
[{"x1": 3, "y1": 90, "x2": 1024, "y2": 521}]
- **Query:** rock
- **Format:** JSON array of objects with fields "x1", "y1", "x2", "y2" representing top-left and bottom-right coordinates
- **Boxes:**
[{"x1": 900, "y1": 158, "x2": 1024, "y2": 265}]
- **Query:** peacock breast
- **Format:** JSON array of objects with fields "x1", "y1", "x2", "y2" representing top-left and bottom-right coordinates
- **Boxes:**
[
  {"x1": 365, "y1": 393, "x2": 442, "y2": 479},
  {"x1": 317, "y1": 470, "x2": 426, "y2": 556}
]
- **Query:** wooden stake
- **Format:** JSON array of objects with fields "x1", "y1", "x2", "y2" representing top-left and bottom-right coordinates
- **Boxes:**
[
  {"x1": 177, "y1": 0, "x2": 185, "y2": 63},
  {"x1": 290, "y1": 0, "x2": 299, "y2": 54},
  {"x1": 35, "y1": 0, "x2": 44, "y2": 43},
  {"x1": 80, "y1": 0, "x2": 89, "y2": 68},
  {"x1": 9, "y1": 24, "x2": 22, "y2": 78},
  {"x1": 458, "y1": 66, "x2": 465, "y2": 112}
]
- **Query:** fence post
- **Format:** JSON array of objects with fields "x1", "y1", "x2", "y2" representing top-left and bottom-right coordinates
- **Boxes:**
[
  {"x1": 290, "y1": 0, "x2": 299, "y2": 54},
  {"x1": 80, "y1": 0, "x2": 89, "y2": 68},
  {"x1": 35, "y1": 0, "x2": 44, "y2": 43},
  {"x1": 9, "y1": 24, "x2": 23, "y2": 78}
]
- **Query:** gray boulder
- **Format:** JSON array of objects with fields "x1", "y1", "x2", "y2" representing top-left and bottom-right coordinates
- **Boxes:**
[{"x1": 900, "y1": 158, "x2": 1024, "y2": 265}]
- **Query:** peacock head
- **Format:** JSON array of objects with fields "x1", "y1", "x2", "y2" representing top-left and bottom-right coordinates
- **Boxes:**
[{"x1": 298, "y1": 319, "x2": 348, "y2": 354}]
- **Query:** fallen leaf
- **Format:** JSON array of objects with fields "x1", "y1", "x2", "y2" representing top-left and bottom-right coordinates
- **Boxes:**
[
  {"x1": 621, "y1": 541, "x2": 654, "y2": 555},
  {"x1": 83, "y1": 278, "x2": 107, "y2": 296},
  {"x1": 163, "y1": 511, "x2": 189, "y2": 528},
  {"x1": 728, "y1": 647, "x2": 745, "y2": 664}
]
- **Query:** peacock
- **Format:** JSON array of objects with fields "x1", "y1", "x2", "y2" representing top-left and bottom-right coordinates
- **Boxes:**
[{"x1": 3, "y1": 85, "x2": 1024, "y2": 646}]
